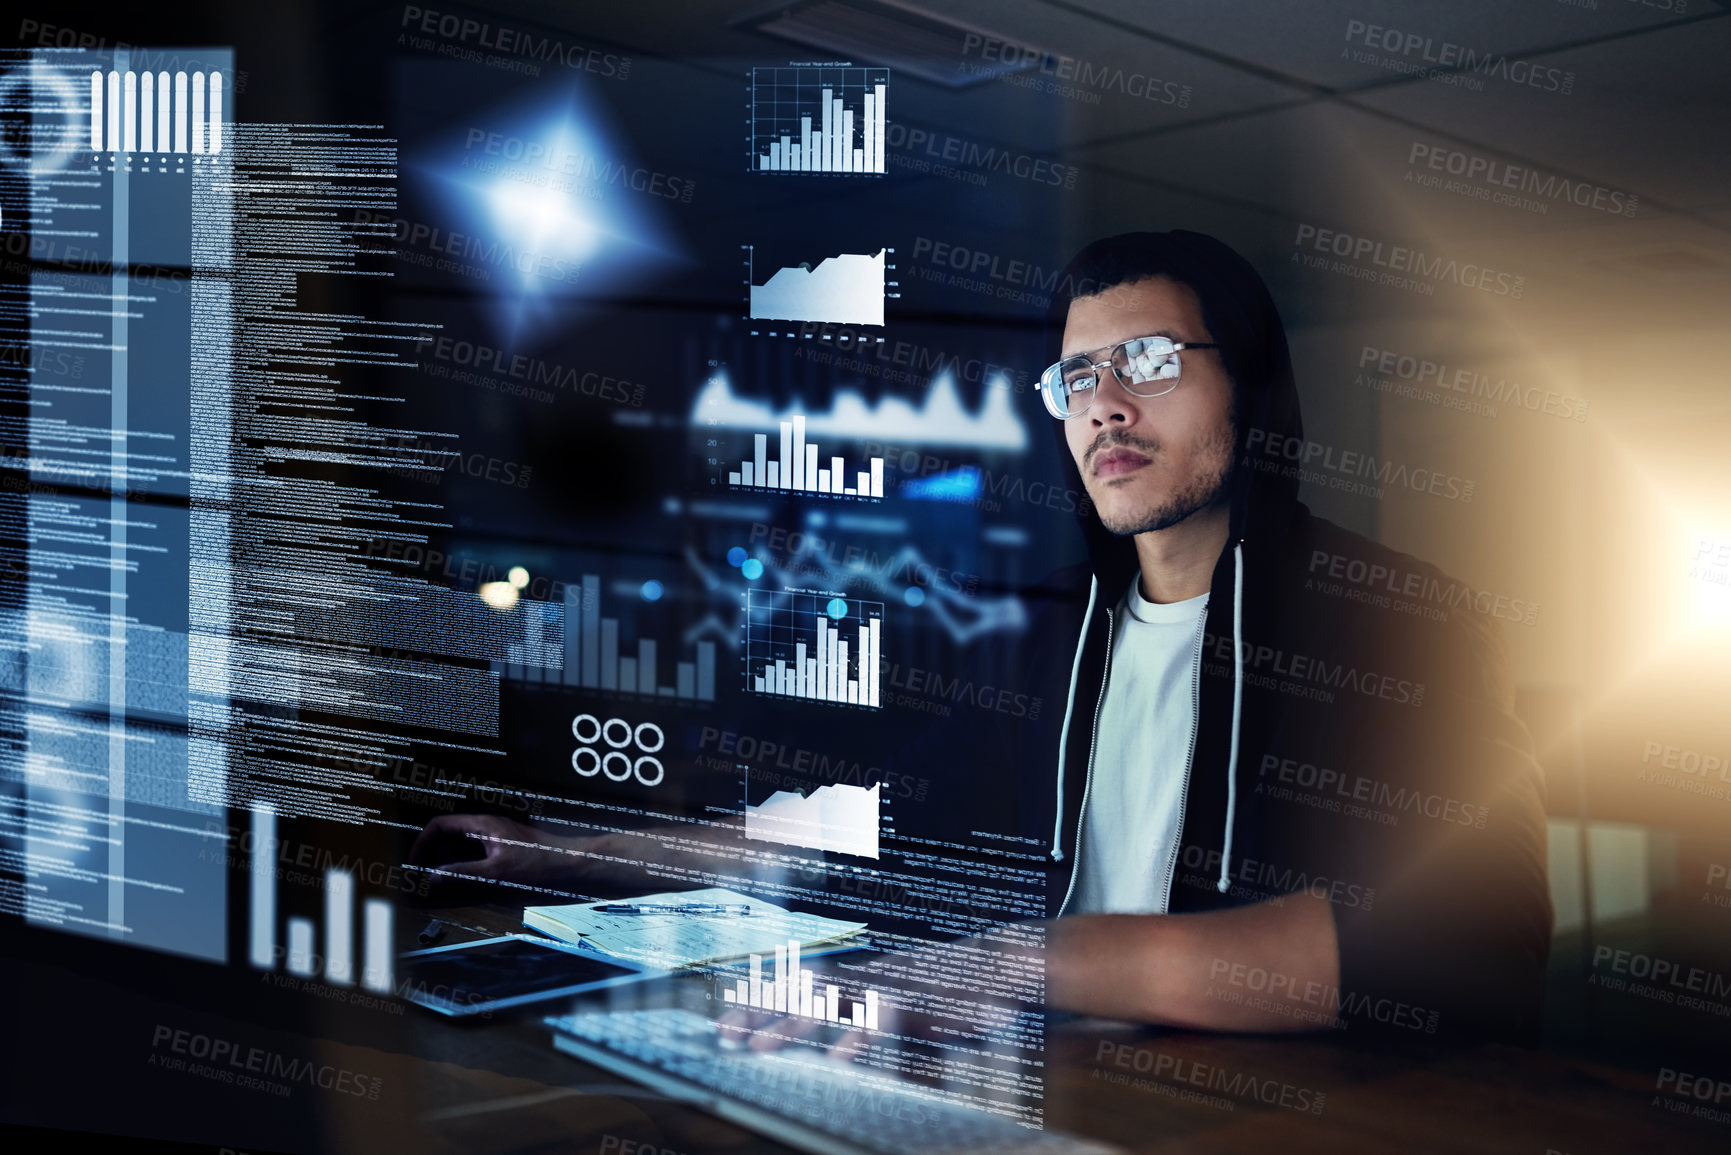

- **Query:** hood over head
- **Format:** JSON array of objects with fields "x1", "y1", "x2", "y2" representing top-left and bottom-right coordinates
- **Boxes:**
[{"x1": 1043, "y1": 230, "x2": 1306, "y2": 595}]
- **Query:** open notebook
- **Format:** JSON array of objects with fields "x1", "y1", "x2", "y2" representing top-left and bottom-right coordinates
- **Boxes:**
[{"x1": 524, "y1": 887, "x2": 865, "y2": 969}]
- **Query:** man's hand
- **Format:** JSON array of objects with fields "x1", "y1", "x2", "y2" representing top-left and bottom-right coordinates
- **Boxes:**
[
  {"x1": 406, "y1": 811, "x2": 825, "y2": 898},
  {"x1": 1045, "y1": 890, "x2": 1341, "y2": 1031},
  {"x1": 409, "y1": 813, "x2": 598, "y2": 891}
]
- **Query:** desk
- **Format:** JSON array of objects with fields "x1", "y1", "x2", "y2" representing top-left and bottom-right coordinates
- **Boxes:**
[{"x1": 2, "y1": 901, "x2": 1724, "y2": 1154}]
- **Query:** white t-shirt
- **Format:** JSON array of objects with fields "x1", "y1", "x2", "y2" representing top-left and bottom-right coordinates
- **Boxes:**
[{"x1": 1071, "y1": 577, "x2": 1209, "y2": 915}]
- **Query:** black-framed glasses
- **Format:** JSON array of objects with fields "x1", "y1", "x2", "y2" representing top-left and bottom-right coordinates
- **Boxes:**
[{"x1": 1038, "y1": 335, "x2": 1221, "y2": 419}]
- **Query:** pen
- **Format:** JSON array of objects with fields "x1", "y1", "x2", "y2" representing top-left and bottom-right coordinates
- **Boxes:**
[{"x1": 592, "y1": 902, "x2": 753, "y2": 916}]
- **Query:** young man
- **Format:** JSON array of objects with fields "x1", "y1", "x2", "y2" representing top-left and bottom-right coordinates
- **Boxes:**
[
  {"x1": 415, "y1": 231, "x2": 1552, "y2": 1044},
  {"x1": 909, "y1": 229, "x2": 1552, "y2": 1042}
]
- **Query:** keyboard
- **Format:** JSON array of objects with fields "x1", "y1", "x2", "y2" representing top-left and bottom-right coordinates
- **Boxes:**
[{"x1": 546, "y1": 1007, "x2": 1118, "y2": 1155}]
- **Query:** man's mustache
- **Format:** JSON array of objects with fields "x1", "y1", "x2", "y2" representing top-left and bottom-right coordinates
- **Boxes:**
[{"x1": 1083, "y1": 431, "x2": 1160, "y2": 473}]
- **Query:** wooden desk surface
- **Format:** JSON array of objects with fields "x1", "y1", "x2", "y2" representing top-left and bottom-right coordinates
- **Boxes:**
[
  {"x1": 4, "y1": 901, "x2": 1723, "y2": 1155},
  {"x1": 386, "y1": 905, "x2": 1729, "y2": 1155}
]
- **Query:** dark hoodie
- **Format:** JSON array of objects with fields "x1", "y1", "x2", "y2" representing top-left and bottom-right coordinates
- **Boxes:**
[{"x1": 887, "y1": 232, "x2": 1552, "y2": 1045}]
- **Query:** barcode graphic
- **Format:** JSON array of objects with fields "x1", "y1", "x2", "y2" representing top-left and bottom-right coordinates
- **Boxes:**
[{"x1": 89, "y1": 69, "x2": 224, "y2": 154}]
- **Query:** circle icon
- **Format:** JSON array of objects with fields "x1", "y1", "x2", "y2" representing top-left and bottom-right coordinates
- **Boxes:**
[
  {"x1": 572, "y1": 714, "x2": 667, "y2": 788},
  {"x1": 826, "y1": 597, "x2": 848, "y2": 619},
  {"x1": 602, "y1": 751, "x2": 633, "y2": 781}
]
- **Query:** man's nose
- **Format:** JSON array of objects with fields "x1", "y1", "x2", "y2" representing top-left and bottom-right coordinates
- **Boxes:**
[{"x1": 1089, "y1": 368, "x2": 1142, "y2": 426}]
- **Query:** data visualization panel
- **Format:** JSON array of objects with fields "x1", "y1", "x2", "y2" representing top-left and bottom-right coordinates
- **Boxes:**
[
  {"x1": 490, "y1": 574, "x2": 718, "y2": 699},
  {"x1": 749, "y1": 65, "x2": 887, "y2": 174},
  {"x1": 744, "y1": 590, "x2": 883, "y2": 708},
  {"x1": 693, "y1": 371, "x2": 1028, "y2": 453},
  {"x1": 720, "y1": 936, "x2": 881, "y2": 1027},
  {"x1": 745, "y1": 777, "x2": 880, "y2": 859},
  {"x1": 723, "y1": 413, "x2": 884, "y2": 498},
  {"x1": 746, "y1": 245, "x2": 889, "y2": 327}
]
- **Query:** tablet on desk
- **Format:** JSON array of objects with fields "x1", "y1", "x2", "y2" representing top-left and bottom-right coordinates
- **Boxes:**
[{"x1": 399, "y1": 933, "x2": 662, "y2": 1017}]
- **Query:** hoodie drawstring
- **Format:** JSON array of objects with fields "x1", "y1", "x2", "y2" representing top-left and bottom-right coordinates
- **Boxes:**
[{"x1": 1217, "y1": 541, "x2": 1245, "y2": 894}]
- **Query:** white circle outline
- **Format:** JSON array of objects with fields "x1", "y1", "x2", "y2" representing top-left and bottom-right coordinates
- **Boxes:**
[
  {"x1": 633, "y1": 722, "x2": 665, "y2": 753},
  {"x1": 571, "y1": 747, "x2": 600, "y2": 777},
  {"x1": 601, "y1": 718, "x2": 633, "y2": 749},
  {"x1": 572, "y1": 713, "x2": 601, "y2": 743},
  {"x1": 633, "y1": 756, "x2": 664, "y2": 787},
  {"x1": 602, "y1": 751, "x2": 633, "y2": 781}
]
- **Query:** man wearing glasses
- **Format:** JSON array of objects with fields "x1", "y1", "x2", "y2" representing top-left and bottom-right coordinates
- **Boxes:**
[
  {"x1": 414, "y1": 229, "x2": 1552, "y2": 1045},
  {"x1": 958, "y1": 229, "x2": 1552, "y2": 1042}
]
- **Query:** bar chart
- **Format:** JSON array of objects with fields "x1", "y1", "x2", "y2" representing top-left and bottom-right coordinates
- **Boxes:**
[
  {"x1": 750, "y1": 66, "x2": 887, "y2": 175},
  {"x1": 498, "y1": 576, "x2": 717, "y2": 701},
  {"x1": 746, "y1": 245, "x2": 888, "y2": 327},
  {"x1": 248, "y1": 804, "x2": 395, "y2": 993},
  {"x1": 721, "y1": 936, "x2": 881, "y2": 1029},
  {"x1": 89, "y1": 69, "x2": 225, "y2": 154},
  {"x1": 726, "y1": 413, "x2": 884, "y2": 498},
  {"x1": 744, "y1": 591, "x2": 882, "y2": 708}
]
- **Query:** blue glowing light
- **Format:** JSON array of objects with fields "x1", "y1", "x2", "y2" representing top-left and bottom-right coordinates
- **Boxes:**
[
  {"x1": 826, "y1": 597, "x2": 848, "y2": 619},
  {"x1": 640, "y1": 580, "x2": 663, "y2": 602},
  {"x1": 726, "y1": 547, "x2": 748, "y2": 567},
  {"x1": 418, "y1": 85, "x2": 684, "y2": 341},
  {"x1": 741, "y1": 559, "x2": 764, "y2": 580},
  {"x1": 903, "y1": 587, "x2": 926, "y2": 607},
  {"x1": 901, "y1": 467, "x2": 982, "y2": 503}
]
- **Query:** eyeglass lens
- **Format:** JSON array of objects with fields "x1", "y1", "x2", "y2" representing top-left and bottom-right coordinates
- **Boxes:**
[{"x1": 1049, "y1": 337, "x2": 1180, "y2": 416}]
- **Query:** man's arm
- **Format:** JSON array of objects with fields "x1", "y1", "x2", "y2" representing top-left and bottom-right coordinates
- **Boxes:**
[
  {"x1": 407, "y1": 812, "x2": 822, "y2": 895},
  {"x1": 1044, "y1": 891, "x2": 1339, "y2": 1031}
]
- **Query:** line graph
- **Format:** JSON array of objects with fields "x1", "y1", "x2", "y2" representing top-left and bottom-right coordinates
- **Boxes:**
[
  {"x1": 745, "y1": 777, "x2": 879, "y2": 859},
  {"x1": 693, "y1": 371, "x2": 1027, "y2": 452},
  {"x1": 746, "y1": 245, "x2": 890, "y2": 327}
]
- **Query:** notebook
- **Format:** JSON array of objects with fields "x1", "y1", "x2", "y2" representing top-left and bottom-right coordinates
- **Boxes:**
[{"x1": 523, "y1": 886, "x2": 866, "y2": 969}]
